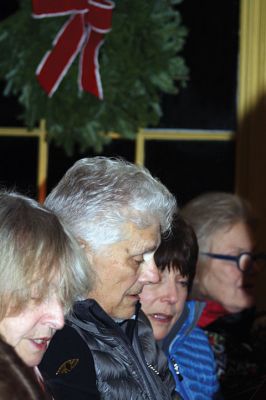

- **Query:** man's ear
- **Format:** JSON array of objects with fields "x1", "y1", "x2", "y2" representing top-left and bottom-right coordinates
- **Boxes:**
[
  {"x1": 78, "y1": 239, "x2": 86, "y2": 249},
  {"x1": 77, "y1": 238, "x2": 93, "y2": 264}
]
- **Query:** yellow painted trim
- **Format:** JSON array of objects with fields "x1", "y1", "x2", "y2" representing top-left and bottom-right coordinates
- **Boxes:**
[
  {"x1": 0, "y1": 123, "x2": 48, "y2": 202},
  {"x1": 107, "y1": 129, "x2": 234, "y2": 165},
  {"x1": 135, "y1": 131, "x2": 145, "y2": 165},
  {"x1": 0, "y1": 125, "x2": 233, "y2": 196},
  {"x1": 37, "y1": 120, "x2": 48, "y2": 203},
  {"x1": 237, "y1": 0, "x2": 266, "y2": 195},
  {"x1": 107, "y1": 129, "x2": 233, "y2": 141},
  {"x1": 137, "y1": 129, "x2": 233, "y2": 141},
  {"x1": 238, "y1": 0, "x2": 266, "y2": 121},
  {"x1": 135, "y1": 129, "x2": 234, "y2": 166},
  {"x1": 0, "y1": 128, "x2": 41, "y2": 137}
]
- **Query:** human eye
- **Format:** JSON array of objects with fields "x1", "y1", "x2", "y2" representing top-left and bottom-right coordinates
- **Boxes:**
[
  {"x1": 176, "y1": 278, "x2": 189, "y2": 288},
  {"x1": 132, "y1": 256, "x2": 144, "y2": 268}
]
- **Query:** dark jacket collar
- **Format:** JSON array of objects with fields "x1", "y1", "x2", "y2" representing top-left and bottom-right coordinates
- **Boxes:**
[{"x1": 68, "y1": 298, "x2": 141, "y2": 343}]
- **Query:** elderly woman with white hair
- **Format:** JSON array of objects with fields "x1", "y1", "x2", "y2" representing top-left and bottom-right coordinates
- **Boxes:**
[
  {"x1": 0, "y1": 191, "x2": 93, "y2": 397},
  {"x1": 162, "y1": 192, "x2": 266, "y2": 400}
]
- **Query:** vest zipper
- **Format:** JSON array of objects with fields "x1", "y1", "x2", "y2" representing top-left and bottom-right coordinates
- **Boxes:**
[
  {"x1": 125, "y1": 335, "x2": 160, "y2": 399},
  {"x1": 170, "y1": 357, "x2": 183, "y2": 381}
]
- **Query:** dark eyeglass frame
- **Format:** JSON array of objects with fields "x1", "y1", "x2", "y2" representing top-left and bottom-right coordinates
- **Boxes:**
[{"x1": 200, "y1": 251, "x2": 266, "y2": 273}]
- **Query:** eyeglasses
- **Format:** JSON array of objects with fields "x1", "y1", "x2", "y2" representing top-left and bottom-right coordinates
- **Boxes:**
[{"x1": 200, "y1": 252, "x2": 266, "y2": 274}]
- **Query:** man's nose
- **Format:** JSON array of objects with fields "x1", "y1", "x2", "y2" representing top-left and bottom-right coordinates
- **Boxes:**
[{"x1": 138, "y1": 257, "x2": 160, "y2": 285}]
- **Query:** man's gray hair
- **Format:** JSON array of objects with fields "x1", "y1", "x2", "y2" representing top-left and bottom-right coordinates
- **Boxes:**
[
  {"x1": 181, "y1": 192, "x2": 256, "y2": 251},
  {"x1": 45, "y1": 157, "x2": 177, "y2": 250}
]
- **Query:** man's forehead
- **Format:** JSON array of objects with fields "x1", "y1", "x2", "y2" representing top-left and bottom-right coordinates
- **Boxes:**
[
  {"x1": 122, "y1": 221, "x2": 160, "y2": 251},
  {"x1": 131, "y1": 237, "x2": 160, "y2": 255}
]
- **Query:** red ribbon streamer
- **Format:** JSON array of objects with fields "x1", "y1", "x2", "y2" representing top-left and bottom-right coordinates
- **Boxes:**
[{"x1": 32, "y1": 0, "x2": 114, "y2": 99}]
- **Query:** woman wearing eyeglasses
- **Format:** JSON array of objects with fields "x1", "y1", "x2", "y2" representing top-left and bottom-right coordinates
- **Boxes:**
[{"x1": 162, "y1": 192, "x2": 265, "y2": 400}]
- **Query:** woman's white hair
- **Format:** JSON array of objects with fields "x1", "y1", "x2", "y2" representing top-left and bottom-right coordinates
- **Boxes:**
[
  {"x1": 181, "y1": 191, "x2": 256, "y2": 252},
  {"x1": 0, "y1": 191, "x2": 93, "y2": 319},
  {"x1": 181, "y1": 192, "x2": 256, "y2": 300}
]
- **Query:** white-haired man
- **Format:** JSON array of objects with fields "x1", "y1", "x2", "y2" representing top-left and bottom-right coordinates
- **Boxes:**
[{"x1": 40, "y1": 157, "x2": 180, "y2": 399}]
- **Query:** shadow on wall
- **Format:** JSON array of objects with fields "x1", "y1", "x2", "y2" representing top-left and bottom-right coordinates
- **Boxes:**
[{"x1": 236, "y1": 92, "x2": 266, "y2": 311}]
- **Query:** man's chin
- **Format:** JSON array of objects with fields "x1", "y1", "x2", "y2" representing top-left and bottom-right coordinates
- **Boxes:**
[{"x1": 109, "y1": 306, "x2": 136, "y2": 321}]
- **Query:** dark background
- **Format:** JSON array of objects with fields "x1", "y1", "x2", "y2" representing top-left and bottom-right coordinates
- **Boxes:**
[{"x1": 0, "y1": 0, "x2": 239, "y2": 205}]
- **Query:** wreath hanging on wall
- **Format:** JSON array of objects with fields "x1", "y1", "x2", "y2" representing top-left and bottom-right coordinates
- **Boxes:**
[{"x1": 0, "y1": 0, "x2": 188, "y2": 154}]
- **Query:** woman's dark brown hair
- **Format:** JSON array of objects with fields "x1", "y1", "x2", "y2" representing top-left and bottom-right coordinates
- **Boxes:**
[{"x1": 155, "y1": 213, "x2": 198, "y2": 291}]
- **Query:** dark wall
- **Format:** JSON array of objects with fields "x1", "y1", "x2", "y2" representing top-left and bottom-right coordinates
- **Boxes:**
[
  {"x1": 145, "y1": 140, "x2": 235, "y2": 207},
  {"x1": 160, "y1": 0, "x2": 239, "y2": 130}
]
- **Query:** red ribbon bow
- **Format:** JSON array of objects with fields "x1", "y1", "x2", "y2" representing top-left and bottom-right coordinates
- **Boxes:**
[{"x1": 32, "y1": 0, "x2": 114, "y2": 99}]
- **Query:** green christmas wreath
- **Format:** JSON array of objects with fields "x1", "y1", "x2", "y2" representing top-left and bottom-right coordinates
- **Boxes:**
[{"x1": 0, "y1": 0, "x2": 188, "y2": 154}]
